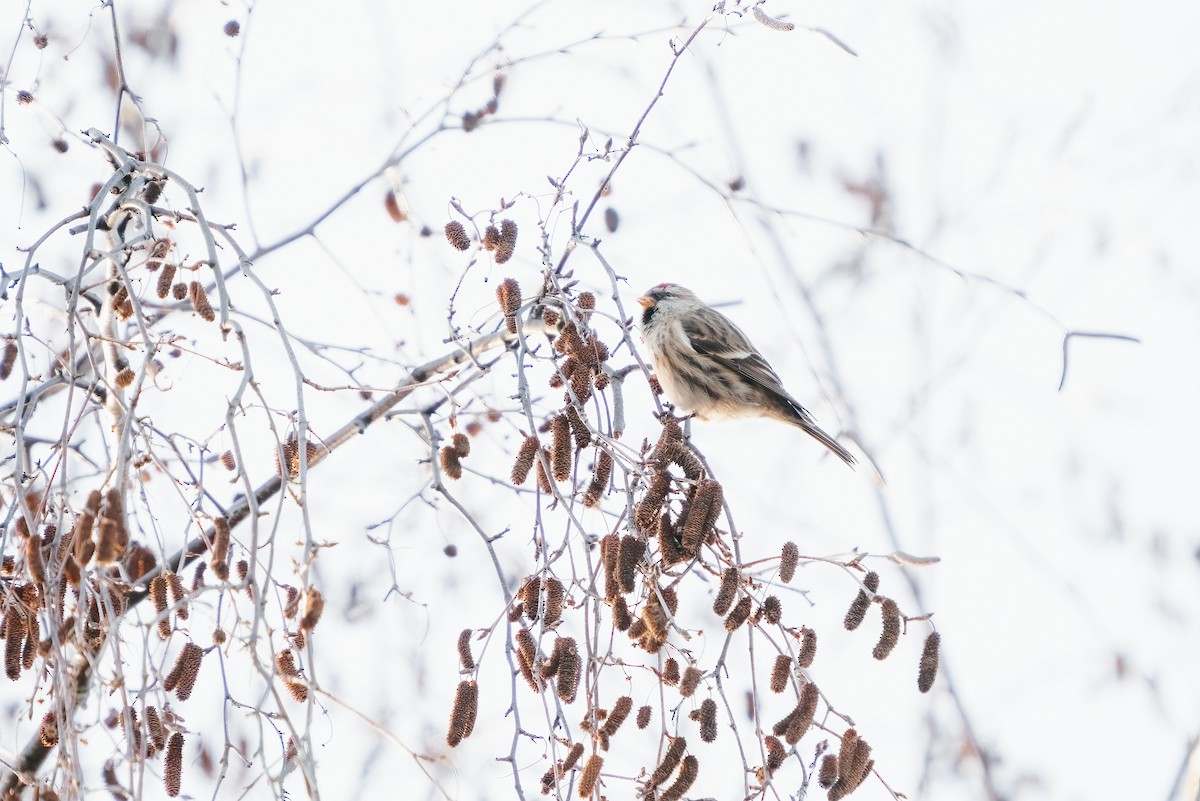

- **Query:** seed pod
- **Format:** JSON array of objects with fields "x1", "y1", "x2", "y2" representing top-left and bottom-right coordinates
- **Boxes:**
[
  {"x1": 457, "y1": 629, "x2": 475, "y2": 671},
  {"x1": 444, "y1": 221, "x2": 470, "y2": 250},
  {"x1": 724, "y1": 596, "x2": 752, "y2": 632},
  {"x1": 164, "y1": 732, "x2": 184, "y2": 797},
  {"x1": 761, "y1": 595, "x2": 783, "y2": 625},
  {"x1": 873, "y1": 598, "x2": 901, "y2": 660},
  {"x1": 494, "y1": 219, "x2": 518, "y2": 264},
  {"x1": 156, "y1": 263, "x2": 177, "y2": 299},
  {"x1": 439, "y1": 445, "x2": 463, "y2": 480},
  {"x1": 511, "y1": 435, "x2": 539, "y2": 485},
  {"x1": 550, "y1": 415, "x2": 572, "y2": 481},
  {"x1": 616, "y1": 535, "x2": 645, "y2": 594},
  {"x1": 679, "y1": 665, "x2": 702, "y2": 698},
  {"x1": 696, "y1": 698, "x2": 718, "y2": 742},
  {"x1": 798, "y1": 626, "x2": 817, "y2": 668},
  {"x1": 784, "y1": 681, "x2": 819, "y2": 745},
  {"x1": 648, "y1": 735, "x2": 686, "y2": 787},
  {"x1": 712, "y1": 567, "x2": 739, "y2": 616},
  {"x1": 446, "y1": 680, "x2": 479, "y2": 746},
  {"x1": 163, "y1": 642, "x2": 204, "y2": 700},
  {"x1": 582, "y1": 449, "x2": 612, "y2": 508},
  {"x1": 659, "y1": 755, "x2": 698, "y2": 801},
  {"x1": 918, "y1": 631, "x2": 941, "y2": 693},
  {"x1": 543, "y1": 577, "x2": 564, "y2": 627},
  {"x1": 599, "y1": 695, "x2": 633, "y2": 741},
  {"x1": 578, "y1": 754, "x2": 602, "y2": 797},
  {"x1": 779, "y1": 541, "x2": 799, "y2": 583},
  {"x1": 189, "y1": 282, "x2": 215, "y2": 322},
  {"x1": 770, "y1": 654, "x2": 791, "y2": 693}
]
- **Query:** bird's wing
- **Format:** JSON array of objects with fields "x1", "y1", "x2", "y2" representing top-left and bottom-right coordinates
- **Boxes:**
[{"x1": 679, "y1": 313, "x2": 808, "y2": 415}]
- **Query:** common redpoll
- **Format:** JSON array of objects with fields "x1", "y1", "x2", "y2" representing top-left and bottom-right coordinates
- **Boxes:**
[{"x1": 638, "y1": 283, "x2": 855, "y2": 466}]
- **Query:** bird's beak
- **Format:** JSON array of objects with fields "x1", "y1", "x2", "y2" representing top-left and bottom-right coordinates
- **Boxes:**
[{"x1": 637, "y1": 296, "x2": 654, "y2": 310}]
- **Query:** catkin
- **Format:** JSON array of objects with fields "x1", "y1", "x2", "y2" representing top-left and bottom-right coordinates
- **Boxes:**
[
  {"x1": 582, "y1": 449, "x2": 612, "y2": 507},
  {"x1": 164, "y1": 733, "x2": 184, "y2": 797},
  {"x1": 724, "y1": 595, "x2": 752, "y2": 632},
  {"x1": 818, "y1": 753, "x2": 839, "y2": 788},
  {"x1": 636, "y1": 704, "x2": 652, "y2": 729},
  {"x1": 784, "y1": 681, "x2": 819, "y2": 745},
  {"x1": 873, "y1": 598, "x2": 901, "y2": 660},
  {"x1": 550, "y1": 415, "x2": 572, "y2": 481},
  {"x1": 577, "y1": 754, "x2": 602, "y2": 797},
  {"x1": 439, "y1": 445, "x2": 463, "y2": 480},
  {"x1": 495, "y1": 219, "x2": 518, "y2": 264},
  {"x1": 446, "y1": 680, "x2": 479, "y2": 746},
  {"x1": 543, "y1": 577, "x2": 564, "y2": 627},
  {"x1": 163, "y1": 642, "x2": 204, "y2": 700},
  {"x1": 616, "y1": 535, "x2": 645, "y2": 594},
  {"x1": 779, "y1": 541, "x2": 799, "y2": 583},
  {"x1": 679, "y1": 665, "x2": 702, "y2": 697},
  {"x1": 762, "y1": 595, "x2": 782, "y2": 625},
  {"x1": 599, "y1": 695, "x2": 633, "y2": 741},
  {"x1": 210, "y1": 517, "x2": 231, "y2": 581},
  {"x1": 659, "y1": 755, "x2": 698, "y2": 801},
  {"x1": 798, "y1": 626, "x2": 817, "y2": 668},
  {"x1": 456, "y1": 629, "x2": 475, "y2": 671},
  {"x1": 561, "y1": 741, "x2": 585, "y2": 772},
  {"x1": 765, "y1": 735, "x2": 786, "y2": 772},
  {"x1": 300, "y1": 588, "x2": 325, "y2": 632},
  {"x1": 918, "y1": 631, "x2": 941, "y2": 692},
  {"x1": 165, "y1": 572, "x2": 188, "y2": 620},
  {"x1": 697, "y1": 698, "x2": 718, "y2": 742},
  {"x1": 648, "y1": 736, "x2": 686, "y2": 787},
  {"x1": 156, "y1": 263, "x2": 177, "y2": 299},
  {"x1": 751, "y1": 4, "x2": 796, "y2": 31},
  {"x1": 188, "y1": 281, "x2": 215, "y2": 322},
  {"x1": 511, "y1": 436, "x2": 539, "y2": 485},
  {"x1": 151, "y1": 575, "x2": 170, "y2": 639},
  {"x1": 770, "y1": 654, "x2": 791, "y2": 693},
  {"x1": 844, "y1": 589, "x2": 871, "y2": 631},
  {"x1": 444, "y1": 221, "x2": 470, "y2": 250},
  {"x1": 555, "y1": 637, "x2": 581, "y2": 703},
  {"x1": 712, "y1": 567, "x2": 739, "y2": 616}
]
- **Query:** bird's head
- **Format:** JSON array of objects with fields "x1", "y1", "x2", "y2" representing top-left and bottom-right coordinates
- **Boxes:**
[{"x1": 638, "y1": 283, "x2": 700, "y2": 326}]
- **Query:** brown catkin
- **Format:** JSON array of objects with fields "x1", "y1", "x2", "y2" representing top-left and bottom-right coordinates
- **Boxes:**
[
  {"x1": 39, "y1": 711, "x2": 58, "y2": 748},
  {"x1": 165, "y1": 572, "x2": 188, "y2": 620},
  {"x1": 697, "y1": 698, "x2": 718, "y2": 742},
  {"x1": 634, "y1": 470, "x2": 670, "y2": 532},
  {"x1": 577, "y1": 754, "x2": 602, "y2": 798},
  {"x1": 601, "y1": 533, "x2": 620, "y2": 602},
  {"x1": 724, "y1": 595, "x2": 752, "y2": 632},
  {"x1": 0, "y1": 340, "x2": 17, "y2": 381},
  {"x1": 219, "y1": 450, "x2": 237, "y2": 471},
  {"x1": 511, "y1": 435, "x2": 539, "y2": 485},
  {"x1": 582, "y1": 449, "x2": 612, "y2": 508},
  {"x1": 446, "y1": 680, "x2": 479, "y2": 746},
  {"x1": 5, "y1": 611, "x2": 24, "y2": 678},
  {"x1": 600, "y1": 695, "x2": 633, "y2": 741},
  {"x1": 712, "y1": 567, "x2": 739, "y2": 616},
  {"x1": 497, "y1": 277, "x2": 521, "y2": 315},
  {"x1": 515, "y1": 628, "x2": 540, "y2": 690},
  {"x1": 24, "y1": 533, "x2": 45, "y2": 589},
  {"x1": 189, "y1": 282, "x2": 215, "y2": 322},
  {"x1": 451, "y1": 432, "x2": 471, "y2": 457},
  {"x1": 659, "y1": 755, "x2": 698, "y2": 801},
  {"x1": 276, "y1": 649, "x2": 300, "y2": 677},
  {"x1": 661, "y1": 657, "x2": 680, "y2": 685},
  {"x1": 543, "y1": 577, "x2": 564, "y2": 627},
  {"x1": 785, "y1": 681, "x2": 820, "y2": 745},
  {"x1": 210, "y1": 517, "x2": 231, "y2": 580},
  {"x1": 555, "y1": 637, "x2": 581, "y2": 703},
  {"x1": 679, "y1": 665, "x2": 702, "y2": 698},
  {"x1": 611, "y1": 596, "x2": 631, "y2": 631},
  {"x1": 844, "y1": 590, "x2": 871, "y2": 631},
  {"x1": 21, "y1": 616, "x2": 39, "y2": 670},
  {"x1": 495, "y1": 219, "x2": 518, "y2": 264},
  {"x1": 439, "y1": 445, "x2": 463, "y2": 480},
  {"x1": 300, "y1": 588, "x2": 325, "y2": 632},
  {"x1": 770, "y1": 654, "x2": 791, "y2": 693},
  {"x1": 864, "y1": 571, "x2": 880, "y2": 592},
  {"x1": 151, "y1": 575, "x2": 170, "y2": 639},
  {"x1": 873, "y1": 598, "x2": 901, "y2": 660},
  {"x1": 444, "y1": 221, "x2": 470, "y2": 250},
  {"x1": 616, "y1": 535, "x2": 645, "y2": 594},
  {"x1": 483, "y1": 225, "x2": 500, "y2": 251},
  {"x1": 156, "y1": 263, "x2": 177, "y2": 299},
  {"x1": 171, "y1": 282, "x2": 188, "y2": 300},
  {"x1": 163, "y1": 642, "x2": 204, "y2": 700},
  {"x1": 762, "y1": 595, "x2": 783, "y2": 625},
  {"x1": 798, "y1": 626, "x2": 817, "y2": 668},
  {"x1": 649, "y1": 736, "x2": 687, "y2": 787},
  {"x1": 779, "y1": 541, "x2": 799, "y2": 583},
  {"x1": 521, "y1": 576, "x2": 542, "y2": 620},
  {"x1": 918, "y1": 631, "x2": 941, "y2": 692},
  {"x1": 456, "y1": 629, "x2": 477, "y2": 672},
  {"x1": 550, "y1": 415, "x2": 571, "y2": 481},
  {"x1": 561, "y1": 741, "x2": 585, "y2": 772},
  {"x1": 818, "y1": 753, "x2": 839, "y2": 788},
  {"x1": 146, "y1": 706, "x2": 165, "y2": 752},
  {"x1": 636, "y1": 705, "x2": 652, "y2": 729},
  {"x1": 829, "y1": 729, "x2": 872, "y2": 799},
  {"x1": 681, "y1": 479, "x2": 720, "y2": 552},
  {"x1": 164, "y1": 733, "x2": 183, "y2": 797},
  {"x1": 764, "y1": 735, "x2": 786, "y2": 774}
]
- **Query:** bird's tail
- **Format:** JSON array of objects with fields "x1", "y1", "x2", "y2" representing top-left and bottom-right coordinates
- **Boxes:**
[{"x1": 792, "y1": 416, "x2": 856, "y2": 467}]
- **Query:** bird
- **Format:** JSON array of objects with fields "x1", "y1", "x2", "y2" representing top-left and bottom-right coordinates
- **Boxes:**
[{"x1": 637, "y1": 283, "x2": 855, "y2": 466}]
